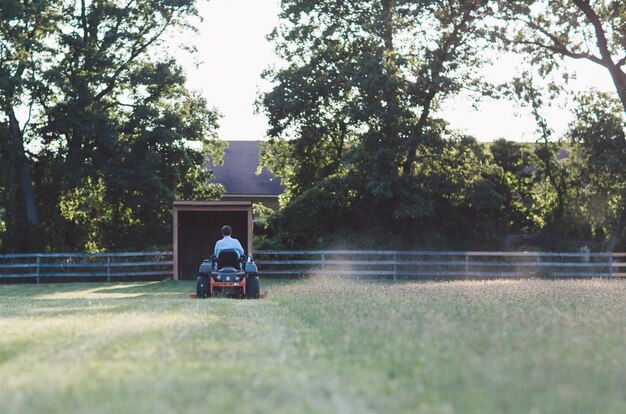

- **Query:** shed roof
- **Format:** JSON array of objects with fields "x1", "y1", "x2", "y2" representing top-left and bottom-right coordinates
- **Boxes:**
[{"x1": 207, "y1": 141, "x2": 284, "y2": 196}]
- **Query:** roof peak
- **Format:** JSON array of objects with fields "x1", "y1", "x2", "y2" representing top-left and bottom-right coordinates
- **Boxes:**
[{"x1": 208, "y1": 140, "x2": 283, "y2": 196}]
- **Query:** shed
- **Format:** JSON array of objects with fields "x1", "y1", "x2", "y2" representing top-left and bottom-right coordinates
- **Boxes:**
[{"x1": 172, "y1": 201, "x2": 253, "y2": 280}]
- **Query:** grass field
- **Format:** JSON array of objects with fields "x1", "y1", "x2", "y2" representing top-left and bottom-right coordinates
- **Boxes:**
[{"x1": 0, "y1": 277, "x2": 624, "y2": 414}]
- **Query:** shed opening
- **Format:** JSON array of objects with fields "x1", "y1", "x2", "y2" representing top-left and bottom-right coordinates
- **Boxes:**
[{"x1": 173, "y1": 202, "x2": 253, "y2": 280}]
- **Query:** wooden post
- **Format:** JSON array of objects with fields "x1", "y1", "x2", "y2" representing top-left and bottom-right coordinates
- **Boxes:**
[
  {"x1": 464, "y1": 253, "x2": 469, "y2": 279},
  {"x1": 536, "y1": 254, "x2": 541, "y2": 278},
  {"x1": 36, "y1": 256, "x2": 40, "y2": 284},
  {"x1": 173, "y1": 207, "x2": 179, "y2": 280},
  {"x1": 393, "y1": 252, "x2": 397, "y2": 282},
  {"x1": 248, "y1": 208, "x2": 254, "y2": 256},
  {"x1": 106, "y1": 256, "x2": 111, "y2": 283},
  {"x1": 608, "y1": 253, "x2": 613, "y2": 279}
]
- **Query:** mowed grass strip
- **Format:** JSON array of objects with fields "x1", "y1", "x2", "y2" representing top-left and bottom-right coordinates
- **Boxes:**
[{"x1": 0, "y1": 278, "x2": 624, "y2": 414}]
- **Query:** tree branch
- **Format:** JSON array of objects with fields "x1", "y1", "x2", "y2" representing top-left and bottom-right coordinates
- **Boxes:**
[
  {"x1": 403, "y1": 5, "x2": 478, "y2": 175},
  {"x1": 572, "y1": 0, "x2": 613, "y2": 65},
  {"x1": 516, "y1": 16, "x2": 605, "y2": 64},
  {"x1": 515, "y1": 38, "x2": 604, "y2": 65},
  {"x1": 81, "y1": 0, "x2": 89, "y2": 42},
  {"x1": 94, "y1": 16, "x2": 172, "y2": 102}
]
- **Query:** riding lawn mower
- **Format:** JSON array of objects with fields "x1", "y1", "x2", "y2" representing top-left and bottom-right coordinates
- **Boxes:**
[{"x1": 191, "y1": 248, "x2": 261, "y2": 299}]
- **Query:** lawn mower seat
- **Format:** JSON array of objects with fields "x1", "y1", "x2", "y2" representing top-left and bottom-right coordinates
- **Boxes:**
[{"x1": 215, "y1": 249, "x2": 244, "y2": 270}]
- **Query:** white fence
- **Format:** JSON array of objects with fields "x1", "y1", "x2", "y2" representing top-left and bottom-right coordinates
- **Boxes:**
[
  {"x1": 0, "y1": 251, "x2": 173, "y2": 283},
  {"x1": 1, "y1": 250, "x2": 625, "y2": 282},
  {"x1": 254, "y1": 250, "x2": 626, "y2": 280}
]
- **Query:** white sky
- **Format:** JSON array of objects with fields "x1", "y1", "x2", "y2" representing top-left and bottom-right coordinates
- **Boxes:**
[
  {"x1": 177, "y1": 0, "x2": 281, "y2": 141},
  {"x1": 176, "y1": 0, "x2": 616, "y2": 142}
]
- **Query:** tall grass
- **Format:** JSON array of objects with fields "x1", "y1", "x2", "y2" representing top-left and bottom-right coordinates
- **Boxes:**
[{"x1": 0, "y1": 279, "x2": 624, "y2": 413}]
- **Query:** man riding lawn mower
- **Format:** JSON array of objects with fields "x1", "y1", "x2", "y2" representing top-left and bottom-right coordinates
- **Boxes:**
[
  {"x1": 195, "y1": 250, "x2": 260, "y2": 299},
  {"x1": 193, "y1": 225, "x2": 261, "y2": 299}
]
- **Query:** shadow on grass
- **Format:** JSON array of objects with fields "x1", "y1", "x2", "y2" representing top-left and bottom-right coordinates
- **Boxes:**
[
  {"x1": 0, "y1": 280, "x2": 188, "y2": 298},
  {"x1": 0, "y1": 281, "x2": 200, "y2": 319},
  {"x1": 0, "y1": 278, "x2": 298, "y2": 305}
]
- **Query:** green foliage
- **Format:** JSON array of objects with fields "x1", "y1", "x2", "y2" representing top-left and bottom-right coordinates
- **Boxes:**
[
  {"x1": 261, "y1": 0, "x2": 507, "y2": 249},
  {"x1": 567, "y1": 91, "x2": 626, "y2": 249},
  {"x1": 489, "y1": 139, "x2": 538, "y2": 228},
  {"x1": 262, "y1": 0, "x2": 625, "y2": 251},
  {"x1": 569, "y1": 92, "x2": 626, "y2": 175},
  {"x1": 495, "y1": 0, "x2": 626, "y2": 112},
  {"x1": 0, "y1": 0, "x2": 221, "y2": 252},
  {"x1": 252, "y1": 202, "x2": 275, "y2": 234},
  {"x1": 490, "y1": 0, "x2": 626, "y2": 250},
  {"x1": 405, "y1": 135, "x2": 510, "y2": 247},
  {"x1": 0, "y1": 207, "x2": 4, "y2": 250},
  {"x1": 3, "y1": 0, "x2": 625, "y2": 253},
  {"x1": 268, "y1": 134, "x2": 528, "y2": 249},
  {"x1": 58, "y1": 176, "x2": 112, "y2": 252},
  {"x1": 252, "y1": 202, "x2": 280, "y2": 250},
  {"x1": 492, "y1": 69, "x2": 582, "y2": 249},
  {"x1": 256, "y1": 1, "x2": 626, "y2": 251},
  {"x1": 258, "y1": 138, "x2": 299, "y2": 204},
  {"x1": 270, "y1": 183, "x2": 351, "y2": 248},
  {"x1": 490, "y1": 139, "x2": 533, "y2": 173}
]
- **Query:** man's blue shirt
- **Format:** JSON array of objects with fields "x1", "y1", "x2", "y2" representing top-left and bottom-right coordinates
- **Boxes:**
[{"x1": 214, "y1": 235, "x2": 244, "y2": 258}]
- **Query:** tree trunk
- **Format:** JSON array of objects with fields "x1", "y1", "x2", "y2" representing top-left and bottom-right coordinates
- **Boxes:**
[
  {"x1": 402, "y1": 97, "x2": 433, "y2": 175},
  {"x1": 606, "y1": 65, "x2": 626, "y2": 115},
  {"x1": 7, "y1": 108, "x2": 39, "y2": 226},
  {"x1": 572, "y1": 0, "x2": 626, "y2": 114},
  {"x1": 603, "y1": 67, "x2": 626, "y2": 252},
  {"x1": 604, "y1": 204, "x2": 626, "y2": 252},
  {"x1": 381, "y1": 0, "x2": 400, "y2": 158}
]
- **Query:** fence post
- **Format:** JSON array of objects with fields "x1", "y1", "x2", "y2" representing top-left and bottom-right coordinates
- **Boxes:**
[
  {"x1": 608, "y1": 253, "x2": 613, "y2": 279},
  {"x1": 536, "y1": 253, "x2": 542, "y2": 278},
  {"x1": 393, "y1": 252, "x2": 397, "y2": 282},
  {"x1": 321, "y1": 253, "x2": 325, "y2": 275},
  {"x1": 107, "y1": 256, "x2": 111, "y2": 282},
  {"x1": 36, "y1": 256, "x2": 40, "y2": 284},
  {"x1": 464, "y1": 253, "x2": 469, "y2": 279}
]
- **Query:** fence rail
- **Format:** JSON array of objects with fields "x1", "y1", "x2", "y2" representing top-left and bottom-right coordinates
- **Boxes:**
[
  {"x1": 0, "y1": 251, "x2": 173, "y2": 283},
  {"x1": 254, "y1": 250, "x2": 626, "y2": 280},
  {"x1": 1, "y1": 250, "x2": 625, "y2": 282}
]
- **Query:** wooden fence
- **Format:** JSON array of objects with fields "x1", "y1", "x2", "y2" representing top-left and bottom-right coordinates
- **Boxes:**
[
  {"x1": 254, "y1": 250, "x2": 626, "y2": 280},
  {"x1": 1, "y1": 250, "x2": 625, "y2": 282},
  {"x1": 0, "y1": 251, "x2": 173, "y2": 283}
]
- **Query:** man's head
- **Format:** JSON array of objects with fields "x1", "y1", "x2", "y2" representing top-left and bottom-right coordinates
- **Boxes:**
[{"x1": 221, "y1": 225, "x2": 232, "y2": 237}]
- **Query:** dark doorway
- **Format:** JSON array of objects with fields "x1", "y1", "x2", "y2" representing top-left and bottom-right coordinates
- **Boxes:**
[{"x1": 177, "y1": 210, "x2": 249, "y2": 280}]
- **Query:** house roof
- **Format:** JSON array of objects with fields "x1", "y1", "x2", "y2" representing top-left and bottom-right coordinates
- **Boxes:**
[{"x1": 207, "y1": 140, "x2": 284, "y2": 196}]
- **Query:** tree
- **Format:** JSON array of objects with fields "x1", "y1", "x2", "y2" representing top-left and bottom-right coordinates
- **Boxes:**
[
  {"x1": 496, "y1": 0, "x2": 626, "y2": 112},
  {"x1": 412, "y1": 135, "x2": 508, "y2": 246},
  {"x1": 489, "y1": 138, "x2": 538, "y2": 231},
  {"x1": 494, "y1": 0, "x2": 626, "y2": 250},
  {"x1": 0, "y1": 0, "x2": 61, "y2": 242},
  {"x1": 1, "y1": 0, "x2": 223, "y2": 251},
  {"x1": 568, "y1": 91, "x2": 626, "y2": 250},
  {"x1": 260, "y1": 1, "x2": 363, "y2": 200},
  {"x1": 505, "y1": 72, "x2": 578, "y2": 247},
  {"x1": 261, "y1": 0, "x2": 499, "y2": 246}
]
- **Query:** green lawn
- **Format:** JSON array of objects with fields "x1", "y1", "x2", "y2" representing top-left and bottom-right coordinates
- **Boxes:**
[{"x1": 0, "y1": 278, "x2": 624, "y2": 414}]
